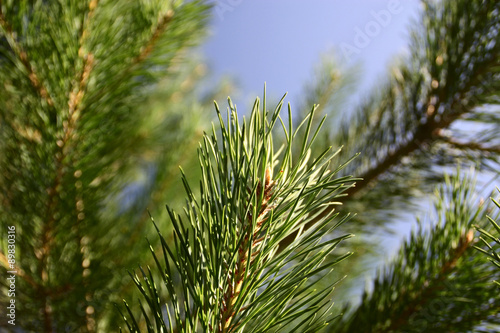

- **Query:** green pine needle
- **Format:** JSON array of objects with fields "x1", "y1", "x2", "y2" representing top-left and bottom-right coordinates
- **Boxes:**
[{"x1": 121, "y1": 93, "x2": 357, "y2": 332}]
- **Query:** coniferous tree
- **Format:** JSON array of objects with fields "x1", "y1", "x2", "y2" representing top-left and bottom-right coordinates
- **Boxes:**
[
  {"x1": 298, "y1": 0, "x2": 499, "y2": 219},
  {"x1": 1, "y1": 0, "x2": 499, "y2": 332},
  {"x1": 0, "y1": 1, "x2": 213, "y2": 331},
  {"x1": 297, "y1": 0, "x2": 500, "y2": 330},
  {"x1": 122, "y1": 0, "x2": 500, "y2": 331}
]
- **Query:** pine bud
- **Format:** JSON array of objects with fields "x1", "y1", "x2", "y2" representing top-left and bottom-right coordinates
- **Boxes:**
[{"x1": 265, "y1": 167, "x2": 272, "y2": 188}]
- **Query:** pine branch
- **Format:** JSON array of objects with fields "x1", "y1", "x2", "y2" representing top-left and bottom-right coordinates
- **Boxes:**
[
  {"x1": 384, "y1": 230, "x2": 474, "y2": 333},
  {"x1": 0, "y1": 1, "x2": 211, "y2": 330},
  {"x1": 344, "y1": 47, "x2": 499, "y2": 199},
  {"x1": 134, "y1": 9, "x2": 175, "y2": 65},
  {"x1": 0, "y1": 252, "x2": 37, "y2": 288},
  {"x1": 38, "y1": 1, "x2": 98, "y2": 328},
  {"x1": 475, "y1": 190, "x2": 500, "y2": 277},
  {"x1": 438, "y1": 135, "x2": 500, "y2": 154},
  {"x1": 120, "y1": 94, "x2": 357, "y2": 332},
  {"x1": 280, "y1": 0, "x2": 500, "y2": 250},
  {"x1": 84, "y1": 4, "x2": 179, "y2": 108},
  {"x1": 70, "y1": 3, "x2": 100, "y2": 330},
  {"x1": 335, "y1": 173, "x2": 500, "y2": 333},
  {"x1": 0, "y1": 1, "x2": 55, "y2": 107},
  {"x1": 220, "y1": 168, "x2": 276, "y2": 332}
]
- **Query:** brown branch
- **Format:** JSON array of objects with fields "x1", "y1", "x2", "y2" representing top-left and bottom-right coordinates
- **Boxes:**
[
  {"x1": 345, "y1": 53, "x2": 498, "y2": 199},
  {"x1": 74, "y1": 2, "x2": 99, "y2": 332},
  {"x1": 0, "y1": 2, "x2": 93, "y2": 330},
  {"x1": 0, "y1": 251, "x2": 37, "y2": 288},
  {"x1": 278, "y1": 47, "x2": 499, "y2": 252},
  {"x1": 220, "y1": 168, "x2": 275, "y2": 333},
  {"x1": 38, "y1": 1, "x2": 97, "y2": 330},
  {"x1": 78, "y1": 0, "x2": 98, "y2": 58},
  {"x1": 86, "y1": 7, "x2": 176, "y2": 107},
  {"x1": 0, "y1": 3, "x2": 54, "y2": 107},
  {"x1": 39, "y1": 52, "x2": 94, "y2": 332},
  {"x1": 382, "y1": 230, "x2": 474, "y2": 333},
  {"x1": 134, "y1": 9, "x2": 174, "y2": 65},
  {"x1": 345, "y1": 71, "x2": 490, "y2": 200},
  {"x1": 439, "y1": 135, "x2": 500, "y2": 154}
]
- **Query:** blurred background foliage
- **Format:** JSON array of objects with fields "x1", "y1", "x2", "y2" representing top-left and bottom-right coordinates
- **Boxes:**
[
  {"x1": 0, "y1": 0, "x2": 499, "y2": 332},
  {"x1": 0, "y1": 0, "x2": 227, "y2": 331}
]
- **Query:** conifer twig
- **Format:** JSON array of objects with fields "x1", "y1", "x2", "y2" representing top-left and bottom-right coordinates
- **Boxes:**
[
  {"x1": 0, "y1": 1, "x2": 54, "y2": 107},
  {"x1": 74, "y1": 3, "x2": 100, "y2": 331},
  {"x1": 134, "y1": 9, "x2": 175, "y2": 65},
  {"x1": 384, "y1": 230, "x2": 474, "y2": 333},
  {"x1": 0, "y1": 252, "x2": 37, "y2": 288},
  {"x1": 39, "y1": 2, "x2": 97, "y2": 330},
  {"x1": 345, "y1": 58, "x2": 498, "y2": 199},
  {"x1": 337, "y1": 173, "x2": 500, "y2": 332},
  {"x1": 220, "y1": 168, "x2": 275, "y2": 332},
  {"x1": 120, "y1": 94, "x2": 355, "y2": 332},
  {"x1": 84, "y1": 6, "x2": 177, "y2": 110},
  {"x1": 438, "y1": 135, "x2": 500, "y2": 154}
]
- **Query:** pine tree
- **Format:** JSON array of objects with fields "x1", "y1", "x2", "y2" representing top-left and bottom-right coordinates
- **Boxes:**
[
  {"x1": 0, "y1": 0, "x2": 213, "y2": 331},
  {"x1": 305, "y1": 0, "x2": 500, "y2": 330},
  {"x1": 301, "y1": 0, "x2": 500, "y2": 331},
  {"x1": 122, "y1": 0, "x2": 500, "y2": 331},
  {"x1": 1, "y1": 0, "x2": 499, "y2": 332}
]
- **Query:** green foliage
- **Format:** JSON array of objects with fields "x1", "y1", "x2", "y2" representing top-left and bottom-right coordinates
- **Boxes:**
[
  {"x1": 308, "y1": 0, "x2": 500, "y2": 196},
  {"x1": 475, "y1": 190, "x2": 500, "y2": 276},
  {"x1": 120, "y1": 95, "x2": 357, "y2": 332},
  {"x1": 334, "y1": 174, "x2": 500, "y2": 333},
  {"x1": 0, "y1": 0, "x2": 211, "y2": 331},
  {"x1": 1, "y1": 0, "x2": 499, "y2": 332},
  {"x1": 292, "y1": 1, "x2": 500, "y2": 325}
]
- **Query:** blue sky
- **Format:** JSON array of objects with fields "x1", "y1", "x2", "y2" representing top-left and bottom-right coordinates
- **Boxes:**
[{"x1": 203, "y1": 0, "x2": 421, "y2": 109}]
